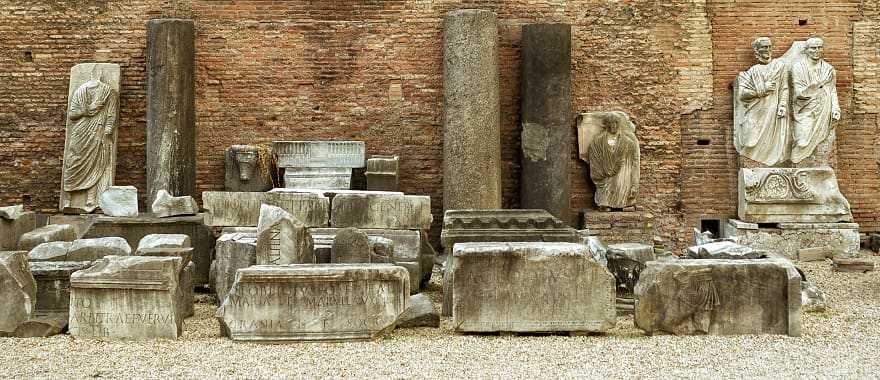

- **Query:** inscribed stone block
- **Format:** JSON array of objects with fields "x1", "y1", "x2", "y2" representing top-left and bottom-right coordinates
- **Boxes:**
[
  {"x1": 202, "y1": 191, "x2": 329, "y2": 227},
  {"x1": 330, "y1": 194, "x2": 431, "y2": 230},
  {"x1": 255, "y1": 204, "x2": 314, "y2": 265}
]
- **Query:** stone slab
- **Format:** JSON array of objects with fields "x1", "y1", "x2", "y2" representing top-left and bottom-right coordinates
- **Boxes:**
[
  {"x1": 28, "y1": 242, "x2": 72, "y2": 262},
  {"x1": 69, "y1": 255, "x2": 182, "y2": 340},
  {"x1": 330, "y1": 194, "x2": 431, "y2": 230},
  {"x1": 283, "y1": 168, "x2": 354, "y2": 190},
  {"x1": 99, "y1": 186, "x2": 138, "y2": 217},
  {"x1": 202, "y1": 191, "x2": 329, "y2": 227},
  {"x1": 738, "y1": 167, "x2": 852, "y2": 223},
  {"x1": 0, "y1": 211, "x2": 37, "y2": 250},
  {"x1": 146, "y1": 19, "x2": 196, "y2": 208},
  {"x1": 797, "y1": 246, "x2": 835, "y2": 262},
  {"x1": 212, "y1": 232, "x2": 257, "y2": 302},
  {"x1": 0, "y1": 251, "x2": 37, "y2": 334},
  {"x1": 48, "y1": 214, "x2": 214, "y2": 287},
  {"x1": 832, "y1": 258, "x2": 875, "y2": 273},
  {"x1": 8, "y1": 313, "x2": 69, "y2": 337},
  {"x1": 725, "y1": 219, "x2": 859, "y2": 259},
  {"x1": 273, "y1": 141, "x2": 365, "y2": 168},
  {"x1": 217, "y1": 264, "x2": 409, "y2": 342},
  {"x1": 451, "y1": 242, "x2": 616, "y2": 333},
  {"x1": 30, "y1": 261, "x2": 92, "y2": 315},
  {"x1": 634, "y1": 258, "x2": 801, "y2": 336},
  {"x1": 520, "y1": 23, "x2": 572, "y2": 223},
  {"x1": 137, "y1": 234, "x2": 191, "y2": 251},
  {"x1": 18, "y1": 224, "x2": 77, "y2": 251},
  {"x1": 67, "y1": 237, "x2": 131, "y2": 261}
]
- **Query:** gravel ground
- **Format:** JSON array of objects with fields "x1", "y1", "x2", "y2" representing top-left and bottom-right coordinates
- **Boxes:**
[{"x1": 1, "y1": 254, "x2": 878, "y2": 379}]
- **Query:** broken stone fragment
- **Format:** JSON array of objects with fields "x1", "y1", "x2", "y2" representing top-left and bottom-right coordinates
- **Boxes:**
[
  {"x1": 18, "y1": 224, "x2": 77, "y2": 251},
  {"x1": 0, "y1": 251, "x2": 37, "y2": 335},
  {"x1": 137, "y1": 234, "x2": 192, "y2": 251},
  {"x1": 28, "y1": 242, "x2": 72, "y2": 262},
  {"x1": 255, "y1": 204, "x2": 314, "y2": 265},
  {"x1": 66, "y1": 237, "x2": 132, "y2": 261},
  {"x1": 801, "y1": 280, "x2": 827, "y2": 313},
  {"x1": 151, "y1": 189, "x2": 199, "y2": 218},
  {"x1": 331, "y1": 227, "x2": 372, "y2": 263},
  {"x1": 0, "y1": 205, "x2": 24, "y2": 220},
  {"x1": 98, "y1": 186, "x2": 139, "y2": 217},
  {"x1": 397, "y1": 293, "x2": 439, "y2": 328},
  {"x1": 832, "y1": 258, "x2": 875, "y2": 273}
]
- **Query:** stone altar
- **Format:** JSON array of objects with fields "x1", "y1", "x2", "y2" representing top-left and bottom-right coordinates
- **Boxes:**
[
  {"x1": 450, "y1": 242, "x2": 615, "y2": 333},
  {"x1": 273, "y1": 141, "x2": 365, "y2": 189},
  {"x1": 30, "y1": 261, "x2": 92, "y2": 316},
  {"x1": 217, "y1": 264, "x2": 409, "y2": 342},
  {"x1": 576, "y1": 111, "x2": 640, "y2": 210},
  {"x1": 60, "y1": 63, "x2": 120, "y2": 214}
]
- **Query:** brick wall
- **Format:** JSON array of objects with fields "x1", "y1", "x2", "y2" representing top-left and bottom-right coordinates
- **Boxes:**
[{"x1": 1, "y1": 0, "x2": 878, "y2": 251}]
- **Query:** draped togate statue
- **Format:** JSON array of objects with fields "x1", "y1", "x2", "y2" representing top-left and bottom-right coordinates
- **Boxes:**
[
  {"x1": 733, "y1": 37, "x2": 790, "y2": 166},
  {"x1": 60, "y1": 63, "x2": 121, "y2": 214},
  {"x1": 790, "y1": 37, "x2": 840, "y2": 164},
  {"x1": 577, "y1": 111, "x2": 640, "y2": 211}
]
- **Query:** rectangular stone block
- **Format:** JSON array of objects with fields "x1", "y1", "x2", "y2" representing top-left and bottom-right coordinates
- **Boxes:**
[
  {"x1": 273, "y1": 141, "x2": 365, "y2": 168},
  {"x1": 212, "y1": 232, "x2": 257, "y2": 302},
  {"x1": 69, "y1": 256, "x2": 182, "y2": 340},
  {"x1": 797, "y1": 246, "x2": 834, "y2": 262},
  {"x1": 0, "y1": 211, "x2": 37, "y2": 250},
  {"x1": 202, "y1": 191, "x2": 329, "y2": 227},
  {"x1": 738, "y1": 168, "x2": 852, "y2": 223},
  {"x1": 451, "y1": 242, "x2": 616, "y2": 333},
  {"x1": 217, "y1": 264, "x2": 409, "y2": 342},
  {"x1": 634, "y1": 258, "x2": 801, "y2": 336},
  {"x1": 283, "y1": 168, "x2": 354, "y2": 190},
  {"x1": 48, "y1": 214, "x2": 214, "y2": 287},
  {"x1": 726, "y1": 219, "x2": 859, "y2": 258},
  {"x1": 365, "y1": 155, "x2": 399, "y2": 192},
  {"x1": 330, "y1": 194, "x2": 431, "y2": 230},
  {"x1": 29, "y1": 261, "x2": 92, "y2": 315}
]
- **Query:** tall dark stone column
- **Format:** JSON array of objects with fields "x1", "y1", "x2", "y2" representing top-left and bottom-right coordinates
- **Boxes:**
[
  {"x1": 520, "y1": 24, "x2": 572, "y2": 223},
  {"x1": 146, "y1": 19, "x2": 196, "y2": 210},
  {"x1": 442, "y1": 9, "x2": 502, "y2": 211}
]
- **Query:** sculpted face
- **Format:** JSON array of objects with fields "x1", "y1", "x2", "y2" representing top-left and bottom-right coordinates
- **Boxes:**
[
  {"x1": 754, "y1": 40, "x2": 772, "y2": 64},
  {"x1": 806, "y1": 40, "x2": 823, "y2": 61},
  {"x1": 606, "y1": 119, "x2": 620, "y2": 135}
]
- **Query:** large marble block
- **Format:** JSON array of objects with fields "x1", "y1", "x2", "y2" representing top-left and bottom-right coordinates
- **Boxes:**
[
  {"x1": 725, "y1": 219, "x2": 859, "y2": 258},
  {"x1": 18, "y1": 224, "x2": 77, "y2": 251},
  {"x1": 212, "y1": 232, "x2": 257, "y2": 302},
  {"x1": 217, "y1": 264, "x2": 409, "y2": 342},
  {"x1": 30, "y1": 261, "x2": 92, "y2": 315},
  {"x1": 48, "y1": 214, "x2": 214, "y2": 287},
  {"x1": 69, "y1": 256, "x2": 182, "y2": 340},
  {"x1": 99, "y1": 186, "x2": 138, "y2": 217},
  {"x1": 225, "y1": 145, "x2": 277, "y2": 192},
  {"x1": 60, "y1": 63, "x2": 121, "y2": 214},
  {"x1": 330, "y1": 194, "x2": 431, "y2": 230},
  {"x1": 634, "y1": 258, "x2": 801, "y2": 336},
  {"x1": 0, "y1": 210, "x2": 37, "y2": 250},
  {"x1": 274, "y1": 141, "x2": 365, "y2": 189},
  {"x1": 146, "y1": 19, "x2": 196, "y2": 208},
  {"x1": 0, "y1": 251, "x2": 37, "y2": 335},
  {"x1": 442, "y1": 9, "x2": 502, "y2": 210},
  {"x1": 738, "y1": 167, "x2": 852, "y2": 223},
  {"x1": 451, "y1": 242, "x2": 616, "y2": 333},
  {"x1": 202, "y1": 191, "x2": 329, "y2": 227}
]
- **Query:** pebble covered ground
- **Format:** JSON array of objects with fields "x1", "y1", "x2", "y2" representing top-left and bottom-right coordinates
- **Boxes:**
[{"x1": 1, "y1": 255, "x2": 878, "y2": 379}]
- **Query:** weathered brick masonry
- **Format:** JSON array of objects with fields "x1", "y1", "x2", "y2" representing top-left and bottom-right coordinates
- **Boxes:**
[{"x1": 0, "y1": 1, "x2": 877, "y2": 251}]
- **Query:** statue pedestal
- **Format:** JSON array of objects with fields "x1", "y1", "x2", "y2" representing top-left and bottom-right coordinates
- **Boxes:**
[{"x1": 725, "y1": 219, "x2": 859, "y2": 259}]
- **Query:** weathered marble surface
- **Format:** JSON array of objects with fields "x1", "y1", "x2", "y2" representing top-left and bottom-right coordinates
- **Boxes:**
[
  {"x1": 99, "y1": 186, "x2": 138, "y2": 217},
  {"x1": 274, "y1": 141, "x2": 365, "y2": 190},
  {"x1": 451, "y1": 242, "x2": 616, "y2": 333},
  {"x1": 146, "y1": 19, "x2": 196, "y2": 208},
  {"x1": 725, "y1": 219, "x2": 859, "y2": 258},
  {"x1": 634, "y1": 258, "x2": 801, "y2": 336},
  {"x1": 0, "y1": 205, "x2": 24, "y2": 220},
  {"x1": 69, "y1": 256, "x2": 182, "y2": 340},
  {"x1": 789, "y1": 38, "x2": 840, "y2": 165},
  {"x1": 0, "y1": 210, "x2": 37, "y2": 250},
  {"x1": 29, "y1": 261, "x2": 92, "y2": 315},
  {"x1": 225, "y1": 145, "x2": 276, "y2": 192},
  {"x1": 0, "y1": 251, "x2": 36, "y2": 335},
  {"x1": 397, "y1": 293, "x2": 439, "y2": 328},
  {"x1": 330, "y1": 194, "x2": 431, "y2": 230},
  {"x1": 67, "y1": 237, "x2": 131, "y2": 261},
  {"x1": 330, "y1": 228, "x2": 372, "y2": 263},
  {"x1": 365, "y1": 155, "x2": 400, "y2": 192},
  {"x1": 520, "y1": 23, "x2": 572, "y2": 223},
  {"x1": 47, "y1": 214, "x2": 214, "y2": 287},
  {"x1": 137, "y1": 234, "x2": 191, "y2": 251},
  {"x1": 202, "y1": 191, "x2": 329, "y2": 227},
  {"x1": 28, "y1": 242, "x2": 72, "y2": 262},
  {"x1": 685, "y1": 240, "x2": 766, "y2": 260},
  {"x1": 18, "y1": 224, "x2": 77, "y2": 251},
  {"x1": 217, "y1": 264, "x2": 409, "y2": 342},
  {"x1": 151, "y1": 190, "x2": 198, "y2": 218},
  {"x1": 212, "y1": 232, "x2": 257, "y2": 302},
  {"x1": 442, "y1": 9, "x2": 502, "y2": 211},
  {"x1": 60, "y1": 63, "x2": 120, "y2": 214},
  {"x1": 738, "y1": 167, "x2": 852, "y2": 223},
  {"x1": 576, "y1": 111, "x2": 640, "y2": 210},
  {"x1": 255, "y1": 204, "x2": 314, "y2": 265}
]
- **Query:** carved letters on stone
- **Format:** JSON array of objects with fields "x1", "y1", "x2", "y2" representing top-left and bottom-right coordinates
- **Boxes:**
[
  {"x1": 60, "y1": 63, "x2": 121, "y2": 214},
  {"x1": 576, "y1": 111, "x2": 640, "y2": 210}
]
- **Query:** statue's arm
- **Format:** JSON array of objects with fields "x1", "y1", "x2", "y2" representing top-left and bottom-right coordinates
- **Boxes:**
[{"x1": 737, "y1": 72, "x2": 762, "y2": 101}]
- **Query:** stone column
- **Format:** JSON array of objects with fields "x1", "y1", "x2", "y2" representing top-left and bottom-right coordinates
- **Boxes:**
[
  {"x1": 442, "y1": 9, "x2": 502, "y2": 211},
  {"x1": 146, "y1": 19, "x2": 196, "y2": 209},
  {"x1": 520, "y1": 24, "x2": 572, "y2": 223}
]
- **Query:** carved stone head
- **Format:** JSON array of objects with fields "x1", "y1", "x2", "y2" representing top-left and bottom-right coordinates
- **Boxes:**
[
  {"x1": 602, "y1": 113, "x2": 621, "y2": 135},
  {"x1": 804, "y1": 37, "x2": 824, "y2": 61},
  {"x1": 751, "y1": 37, "x2": 772, "y2": 64},
  {"x1": 231, "y1": 145, "x2": 258, "y2": 181}
]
